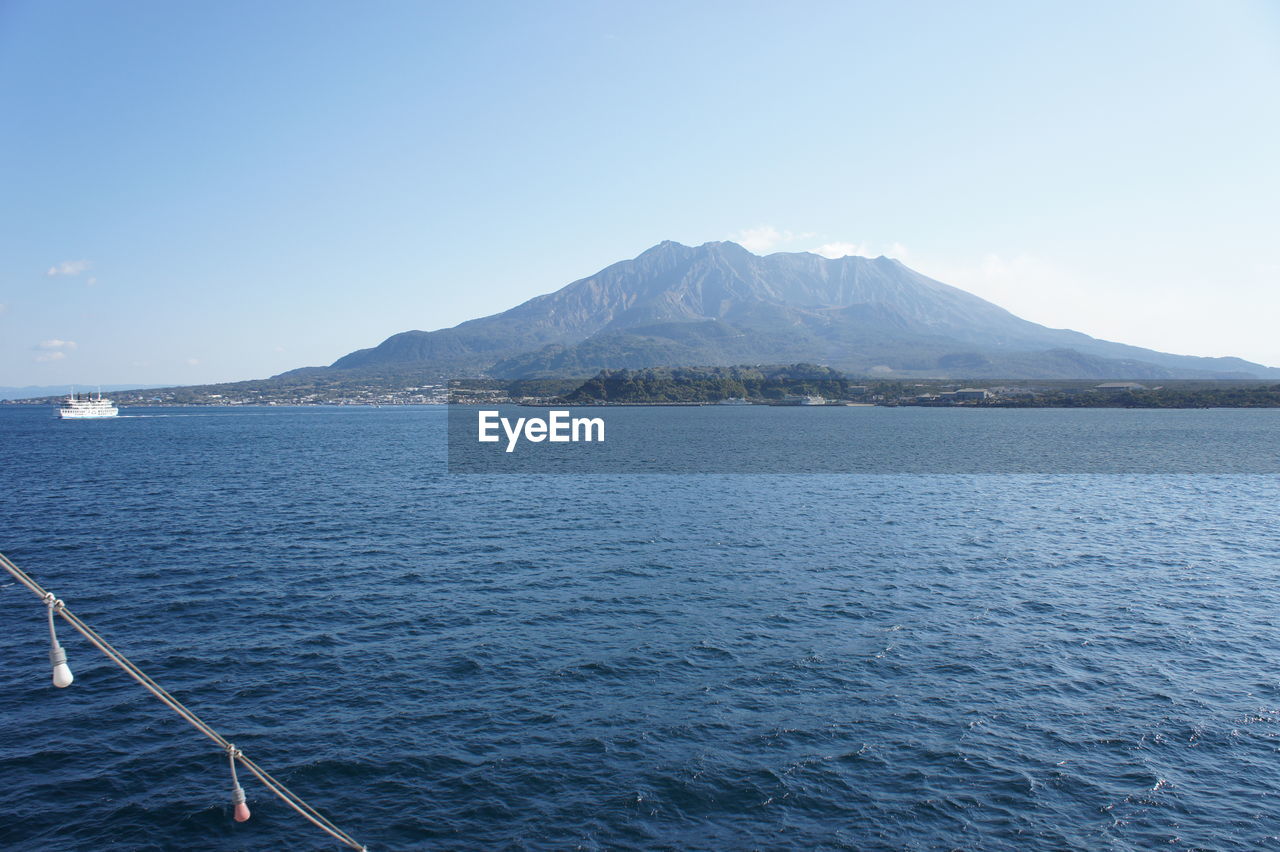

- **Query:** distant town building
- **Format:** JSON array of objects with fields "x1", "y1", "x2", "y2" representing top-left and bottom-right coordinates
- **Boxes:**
[
  {"x1": 1094, "y1": 382, "x2": 1147, "y2": 391},
  {"x1": 946, "y1": 388, "x2": 991, "y2": 401}
]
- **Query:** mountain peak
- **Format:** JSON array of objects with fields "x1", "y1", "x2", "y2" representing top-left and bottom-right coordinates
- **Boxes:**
[
  {"x1": 636, "y1": 239, "x2": 692, "y2": 259},
  {"x1": 639, "y1": 239, "x2": 756, "y2": 255},
  {"x1": 325, "y1": 240, "x2": 1280, "y2": 380}
]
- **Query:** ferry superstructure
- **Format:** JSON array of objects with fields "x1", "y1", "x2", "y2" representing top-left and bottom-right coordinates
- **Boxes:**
[{"x1": 59, "y1": 389, "x2": 119, "y2": 419}]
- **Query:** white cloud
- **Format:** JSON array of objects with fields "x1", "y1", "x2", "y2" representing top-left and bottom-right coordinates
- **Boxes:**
[
  {"x1": 732, "y1": 227, "x2": 909, "y2": 260},
  {"x1": 0, "y1": 302, "x2": 7, "y2": 314},
  {"x1": 732, "y1": 225, "x2": 785, "y2": 253},
  {"x1": 186, "y1": 357, "x2": 201, "y2": 366},
  {"x1": 33, "y1": 340, "x2": 76, "y2": 363},
  {"x1": 87, "y1": 277, "x2": 98, "y2": 286},
  {"x1": 813, "y1": 241, "x2": 868, "y2": 259},
  {"x1": 730, "y1": 225, "x2": 815, "y2": 254},
  {"x1": 812, "y1": 240, "x2": 909, "y2": 260},
  {"x1": 46, "y1": 260, "x2": 92, "y2": 277}
]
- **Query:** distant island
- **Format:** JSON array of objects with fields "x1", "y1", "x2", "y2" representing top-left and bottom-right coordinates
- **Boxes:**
[{"x1": 7, "y1": 363, "x2": 1280, "y2": 409}]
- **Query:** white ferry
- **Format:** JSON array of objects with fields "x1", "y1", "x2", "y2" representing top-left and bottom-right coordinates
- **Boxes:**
[{"x1": 59, "y1": 389, "x2": 119, "y2": 419}]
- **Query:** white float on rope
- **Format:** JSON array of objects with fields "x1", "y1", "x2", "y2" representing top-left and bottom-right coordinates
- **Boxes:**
[{"x1": 1, "y1": 550, "x2": 368, "y2": 851}]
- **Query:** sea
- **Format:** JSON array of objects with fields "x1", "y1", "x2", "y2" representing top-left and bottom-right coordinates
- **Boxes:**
[{"x1": 2, "y1": 404, "x2": 1280, "y2": 851}]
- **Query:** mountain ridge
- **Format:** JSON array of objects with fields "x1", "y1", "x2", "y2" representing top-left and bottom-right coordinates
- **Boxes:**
[{"x1": 309, "y1": 241, "x2": 1278, "y2": 381}]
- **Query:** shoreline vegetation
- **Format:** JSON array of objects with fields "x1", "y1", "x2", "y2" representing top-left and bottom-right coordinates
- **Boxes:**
[
  {"x1": 542, "y1": 366, "x2": 1280, "y2": 408},
  {"x1": 6, "y1": 364, "x2": 1280, "y2": 409}
]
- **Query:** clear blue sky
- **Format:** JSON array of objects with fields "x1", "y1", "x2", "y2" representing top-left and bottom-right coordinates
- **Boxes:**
[{"x1": 2, "y1": 0, "x2": 1277, "y2": 386}]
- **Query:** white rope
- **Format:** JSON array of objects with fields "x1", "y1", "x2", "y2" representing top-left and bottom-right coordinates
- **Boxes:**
[
  {"x1": 45, "y1": 596, "x2": 59, "y2": 645},
  {"x1": 0, "y1": 551, "x2": 368, "y2": 851}
]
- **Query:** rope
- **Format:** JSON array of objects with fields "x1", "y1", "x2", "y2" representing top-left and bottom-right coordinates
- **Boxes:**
[
  {"x1": 45, "y1": 596, "x2": 59, "y2": 645},
  {"x1": 0, "y1": 551, "x2": 368, "y2": 851}
]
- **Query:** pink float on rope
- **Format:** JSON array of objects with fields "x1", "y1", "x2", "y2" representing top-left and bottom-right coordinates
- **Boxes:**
[
  {"x1": 232, "y1": 790, "x2": 251, "y2": 823},
  {"x1": 228, "y1": 744, "x2": 251, "y2": 822}
]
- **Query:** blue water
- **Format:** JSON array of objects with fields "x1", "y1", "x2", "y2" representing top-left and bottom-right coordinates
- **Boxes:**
[{"x1": 3, "y1": 405, "x2": 1280, "y2": 850}]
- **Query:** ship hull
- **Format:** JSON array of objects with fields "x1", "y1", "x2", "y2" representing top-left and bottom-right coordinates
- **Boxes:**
[{"x1": 59, "y1": 408, "x2": 119, "y2": 419}]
